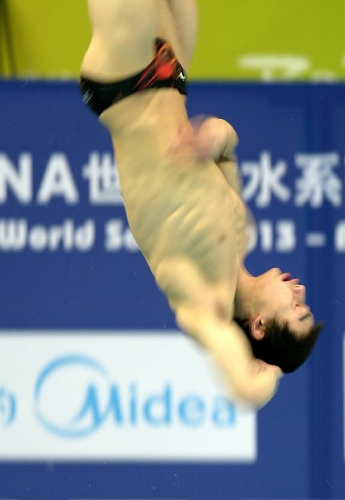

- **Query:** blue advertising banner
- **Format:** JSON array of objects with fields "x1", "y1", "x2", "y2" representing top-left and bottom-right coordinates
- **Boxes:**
[{"x1": 0, "y1": 81, "x2": 344, "y2": 500}]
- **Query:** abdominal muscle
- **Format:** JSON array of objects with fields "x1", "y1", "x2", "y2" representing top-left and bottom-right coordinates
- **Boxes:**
[{"x1": 101, "y1": 89, "x2": 242, "y2": 289}]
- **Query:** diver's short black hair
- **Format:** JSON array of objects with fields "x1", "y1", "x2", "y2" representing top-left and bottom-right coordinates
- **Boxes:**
[{"x1": 233, "y1": 317, "x2": 323, "y2": 373}]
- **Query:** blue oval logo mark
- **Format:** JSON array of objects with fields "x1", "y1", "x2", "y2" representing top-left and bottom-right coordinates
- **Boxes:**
[{"x1": 34, "y1": 354, "x2": 109, "y2": 438}]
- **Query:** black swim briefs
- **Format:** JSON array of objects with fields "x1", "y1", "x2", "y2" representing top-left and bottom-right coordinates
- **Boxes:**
[{"x1": 79, "y1": 38, "x2": 188, "y2": 116}]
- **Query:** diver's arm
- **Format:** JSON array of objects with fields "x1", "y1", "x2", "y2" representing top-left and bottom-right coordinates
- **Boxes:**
[
  {"x1": 154, "y1": 255, "x2": 281, "y2": 408},
  {"x1": 176, "y1": 306, "x2": 282, "y2": 408}
]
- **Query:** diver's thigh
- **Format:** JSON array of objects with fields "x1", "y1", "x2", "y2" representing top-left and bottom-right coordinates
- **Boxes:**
[
  {"x1": 165, "y1": 0, "x2": 198, "y2": 67},
  {"x1": 82, "y1": 0, "x2": 158, "y2": 79}
]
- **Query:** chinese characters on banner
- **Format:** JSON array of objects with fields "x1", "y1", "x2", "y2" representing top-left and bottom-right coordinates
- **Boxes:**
[{"x1": 1, "y1": 150, "x2": 344, "y2": 254}]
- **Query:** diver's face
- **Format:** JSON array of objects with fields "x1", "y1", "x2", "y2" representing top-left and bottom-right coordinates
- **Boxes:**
[{"x1": 260, "y1": 268, "x2": 314, "y2": 335}]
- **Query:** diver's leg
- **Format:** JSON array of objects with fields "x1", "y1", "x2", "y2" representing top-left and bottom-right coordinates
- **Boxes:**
[
  {"x1": 81, "y1": 0, "x2": 158, "y2": 81},
  {"x1": 164, "y1": 0, "x2": 198, "y2": 68}
]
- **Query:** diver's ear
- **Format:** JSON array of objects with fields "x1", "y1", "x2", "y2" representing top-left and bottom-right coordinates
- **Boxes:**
[{"x1": 250, "y1": 315, "x2": 266, "y2": 340}]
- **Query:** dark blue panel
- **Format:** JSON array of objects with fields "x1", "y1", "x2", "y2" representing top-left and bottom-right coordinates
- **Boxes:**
[{"x1": 0, "y1": 81, "x2": 344, "y2": 500}]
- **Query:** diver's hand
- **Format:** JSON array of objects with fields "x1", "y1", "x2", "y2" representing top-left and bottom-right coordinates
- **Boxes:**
[
  {"x1": 245, "y1": 359, "x2": 283, "y2": 407},
  {"x1": 169, "y1": 116, "x2": 238, "y2": 163}
]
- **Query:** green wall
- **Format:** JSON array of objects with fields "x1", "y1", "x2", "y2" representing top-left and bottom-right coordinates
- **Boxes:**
[{"x1": 1, "y1": 0, "x2": 344, "y2": 80}]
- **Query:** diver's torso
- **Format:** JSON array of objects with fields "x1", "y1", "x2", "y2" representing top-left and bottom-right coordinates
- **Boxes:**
[{"x1": 101, "y1": 89, "x2": 246, "y2": 284}]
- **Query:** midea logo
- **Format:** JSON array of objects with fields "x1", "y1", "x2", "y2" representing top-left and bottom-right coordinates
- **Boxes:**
[{"x1": 34, "y1": 354, "x2": 236, "y2": 439}]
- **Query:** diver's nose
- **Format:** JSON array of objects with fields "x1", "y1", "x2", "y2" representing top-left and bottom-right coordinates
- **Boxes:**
[{"x1": 293, "y1": 284, "x2": 306, "y2": 303}]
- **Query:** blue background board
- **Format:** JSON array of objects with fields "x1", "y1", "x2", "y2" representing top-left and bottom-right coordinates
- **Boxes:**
[{"x1": 0, "y1": 81, "x2": 344, "y2": 499}]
